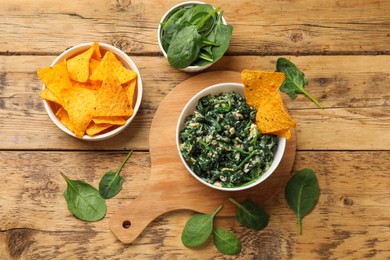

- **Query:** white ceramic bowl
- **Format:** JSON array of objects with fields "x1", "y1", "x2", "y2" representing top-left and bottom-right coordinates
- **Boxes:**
[
  {"x1": 176, "y1": 83, "x2": 286, "y2": 191},
  {"x1": 157, "y1": 1, "x2": 227, "y2": 73},
  {"x1": 42, "y1": 42, "x2": 143, "y2": 141}
]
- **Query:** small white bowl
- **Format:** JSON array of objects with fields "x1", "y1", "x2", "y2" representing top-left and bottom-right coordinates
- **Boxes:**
[
  {"x1": 42, "y1": 42, "x2": 143, "y2": 141},
  {"x1": 176, "y1": 83, "x2": 286, "y2": 191},
  {"x1": 157, "y1": 1, "x2": 227, "y2": 73}
]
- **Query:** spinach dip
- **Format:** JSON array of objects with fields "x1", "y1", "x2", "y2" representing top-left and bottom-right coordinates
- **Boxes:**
[{"x1": 179, "y1": 92, "x2": 278, "y2": 188}]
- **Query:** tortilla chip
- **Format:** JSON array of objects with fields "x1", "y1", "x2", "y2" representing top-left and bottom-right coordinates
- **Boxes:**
[
  {"x1": 86, "y1": 121, "x2": 113, "y2": 136},
  {"x1": 56, "y1": 107, "x2": 76, "y2": 134},
  {"x1": 123, "y1": 79, "x2": 137, "y2": 107},
  {"x1": 67, "y1": 45, "x2": 95, "y2": 83},
  {"x1": 89, "y1": 58, "x2": 101, "y2": 75},
  {"x1": 242, "y1": 69, "x2": 295, "y2": 139},
  {"x1": 94, "y1": 74, "x2": 133, "y2": 117},
  {"x1": 269, "y1": 129, "x2": 291, "y2": 139},
  {"x1": 37, "y1": 60, "x2": 72, "y2": 99},
  {"x1": 242, "y1": 70, "x2": 285, "y2": 108},
  {"x1": 61, "y1": 87, "x2": 97, "y2": 138},
  {"x1": 40, "y1": 88, "x2": 61, "y2": 105},
  {"x1": 90, "y1": 42, "x2": 102, "y2": 60},
  {"x1": 90, "y1": 51, "x2": 137, "y2": 84},
  {"x1": 71, "y1": 80, "x2": 101, "y2": 90},
  {"x1": 255, "y1": 93, "x2": 296, "y2": 133},
  {"x1": 92, "y1": 116, "x2": 126, "y2": 125}
]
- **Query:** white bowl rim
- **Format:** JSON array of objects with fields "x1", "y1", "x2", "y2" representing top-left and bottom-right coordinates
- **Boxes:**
[
  {"x1": 157, "y1": 1, "x2": 227, "y2": 72},
  {"x1": 42, "y1": 42, "x2": 143, "y2": 141},
  {"x1": 176, "y1": 82, "x2": 286, "y2": 191}
]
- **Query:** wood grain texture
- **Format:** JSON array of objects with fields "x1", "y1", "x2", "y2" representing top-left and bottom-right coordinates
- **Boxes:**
[
  {"x1": 0, "y1": 151, "x2": 389, "y2": 259},
  {"x1": 1, "y1": 0, "x2": 390, "y2": 55},
  {"x1": 1, "y1": 0, "x2": 390, "y2": 258},
  {"x1": 1, "y1": 55, "x2": 389, "y2": 150}
]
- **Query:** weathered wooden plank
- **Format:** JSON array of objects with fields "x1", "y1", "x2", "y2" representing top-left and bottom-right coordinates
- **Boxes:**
[
  {"x1": 1, "y1": 0, "x2": 390, "y2": 55},
  {"x1": 0, "y1": 151, "x2": 389, "y2": 259},
  {"x1": 0, "y1": 55, "x2": 389, "y2": 150}
]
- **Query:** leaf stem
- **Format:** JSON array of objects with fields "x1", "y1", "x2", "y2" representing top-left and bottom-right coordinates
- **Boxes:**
[
  {"x1": 60, "y1": 172, "x2": 77, "y2": 192},
  {"x1": 229, "y1": 198, "x2": 251, "y2": 217},
  {"x1": 115, "y1": 151, "x2": 133, "y2": 176},
  {"x1": 235, "y1": 150, "x2": 257, "y2": 170},
  {"x1": 298, "y1": 219, "x2": 302, "y2": 235},
  {"x1": 211, "y1": 204, "x2": 224, "y2": 217},
  {"x1": 60, "y1": 172, "x2": 99, "y2": 213},
  {"x1": 196, "y1": 7, "x2": 220, "y2": 29},
  {"x1": 228, "y1": 198, "x2": 241, "y2": 209},
  {"x1": 301, "y1": 88, "x2": 324, "y2": 109}
]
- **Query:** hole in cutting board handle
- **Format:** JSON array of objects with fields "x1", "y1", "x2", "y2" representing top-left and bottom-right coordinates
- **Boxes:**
[{"x1": 122, "y1": 220, "x2": 131, "y2": 229}]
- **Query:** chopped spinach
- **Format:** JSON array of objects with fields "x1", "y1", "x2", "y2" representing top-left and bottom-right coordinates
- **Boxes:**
[
  {"x1": 161, "y1": 4, "x2": 233, "y2": 68},
  {"x1": 179, "y1": 92, "x2": 278, "y2": 188}
]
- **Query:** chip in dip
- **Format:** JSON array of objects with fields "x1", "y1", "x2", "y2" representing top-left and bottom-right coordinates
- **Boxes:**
[
  {"x1": 179, "y1": 92, "x2": 278, "y2": 188},
  {"x1": 241, "y1": 70, "x2": 296, "y2": 139},
  {"x1": 38, "y1": 42, "x2": 137, "y2": 138}
]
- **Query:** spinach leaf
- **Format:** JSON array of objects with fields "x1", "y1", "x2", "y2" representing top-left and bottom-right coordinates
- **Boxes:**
[
  {"x1": 213, "y1": 228, "x2": 241, "y2": 255},
  {"x1": 229, "y1": 198, "x2": 269, "y2": 231},
  {"x1": 181, "y1": 205, "x2": 223, "y2": 248},
  {"x1": 161, "y1": 8, "x2": 187, "y2": 51},
  {"x1": 167, "y1": 7, "x2": 220, "y2": 68},
  {"x1": 285, "y1": 168, "x2": 319, "y2": 235},
  {"x1": 194, "y1": 12, "x2": 232, "y2": 67},
  {"x1": 162, "y1": 4, "x2": 233, "y2": 68},
  {"x1": 276, "y1": 57, "x2": 324, "y2": 108},
  {"x1": 167, "y1": 25, "x2": 204, "y2": 69},
  {"x1": 60, "y1": 172, "x2": 106, "y2": 222},
  {"x1": 99, "y1": 151, "x2": 133, "y2": 199},
  {"x1": 181, "y1": 4, "x2": 215, "y2": 25},
  {"x1": 210, "y1": 11, "x2": 232, "y2": 63}
]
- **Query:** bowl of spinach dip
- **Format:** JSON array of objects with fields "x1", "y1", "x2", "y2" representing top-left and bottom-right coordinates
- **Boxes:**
[{"x1": 176, "y1": 83, "x2": 286, "y2": 191}]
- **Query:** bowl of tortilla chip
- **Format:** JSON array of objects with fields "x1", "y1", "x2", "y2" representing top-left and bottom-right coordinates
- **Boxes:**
[{"x1": 38, "y1": 42, "x2": 142, "y2": 141}]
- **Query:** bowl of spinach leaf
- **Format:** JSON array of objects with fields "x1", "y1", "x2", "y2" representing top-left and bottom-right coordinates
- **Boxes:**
[
  {"x1": 176, "y1": 83, "x2": 286, "y2": 191},
  {"x1": 158, "y1": 1, "x2": 233, "y2": 72}
]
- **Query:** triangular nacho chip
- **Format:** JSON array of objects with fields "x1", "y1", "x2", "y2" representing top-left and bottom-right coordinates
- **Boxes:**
[
  {"x1": 90, "y1": 51, "x2": 137, "y2": 84},
  {"x1": 242, "y1": 69, "x2": 295, "y2": 139},
  {"x1": 67, "y1": 44, "x2": 96, "y2": 83},
  {"x1": 94, "y1": 74, "x2": 133, "y2": 117}
]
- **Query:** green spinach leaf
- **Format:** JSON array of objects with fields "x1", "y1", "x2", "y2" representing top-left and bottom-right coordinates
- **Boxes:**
[
  {"x1": 167, "y1": 7, "x2": 220, "y2": 68},
  {"x1": 181, "y1": 205, "x2": 223, "y2": 248},
  {"x1": 210, "y1": 11, "x2": 232, "y2": 63},
  {"x1": 276, "y1": 57, "x2": 324, "y2": 108},
  {"x1": 164, "y1": 5, "x2": 229, "y2": 68},
  {"x1": 285, "y1": 168, "x2": 320, "y2": 235},
  {"x1": 60, "y1": 172, "x2": 106, "y2": 222},
  {"x1": 181, "y1": 4, "x2": 215, "y2": 26},
  {"x1": 161, "y1": 8, "x2": 187, "y2": 50},
  {"x1": 99, "y1": 151, "x2": 133, "y2": 199},
  {"x1": 213, "y1": 228, "x2": 241, "y2": 255},
  {"x1": 167, "y1": 25, "x2": 204, "y2": 69},
  {"x1": 229, "y1": 198, "x2": 269, "y2": 231}
]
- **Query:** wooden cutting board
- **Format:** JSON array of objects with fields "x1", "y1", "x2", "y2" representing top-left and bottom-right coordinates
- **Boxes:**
[{"x1": 109, "y1": 71, "x2": 296, "y2": 244}]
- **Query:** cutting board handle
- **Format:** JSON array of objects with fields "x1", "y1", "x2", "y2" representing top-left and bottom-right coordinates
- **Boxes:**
[{"x1": 109, "y1": 191, "x2": 174, "y2": 244}]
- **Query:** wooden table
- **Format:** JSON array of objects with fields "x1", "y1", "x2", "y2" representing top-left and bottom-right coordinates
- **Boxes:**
[{"x1": 1, "y1": 0, "x2": 389, "y2": 259}]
